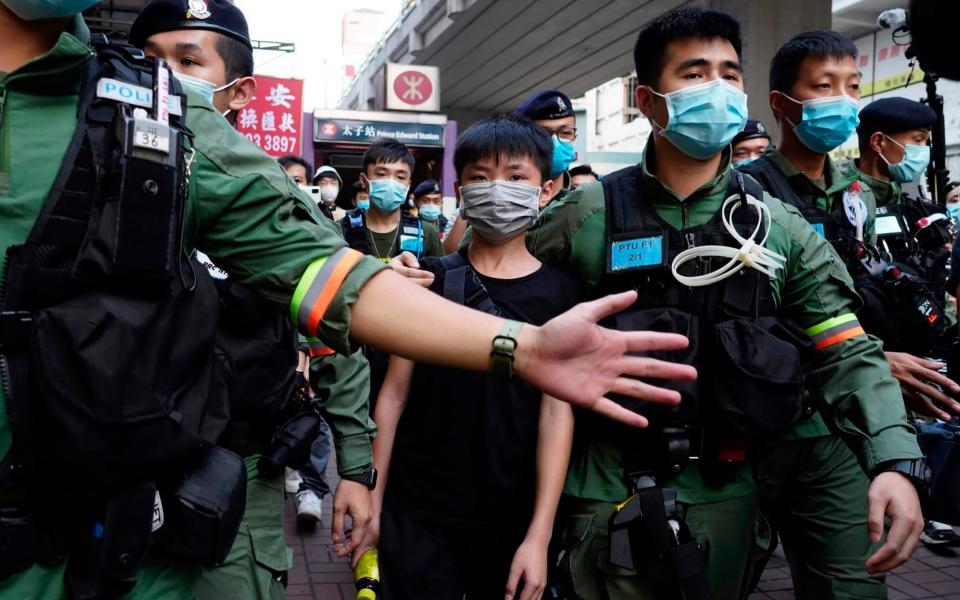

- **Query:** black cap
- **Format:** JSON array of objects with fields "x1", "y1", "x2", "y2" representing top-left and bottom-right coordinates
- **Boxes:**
[
  {"x1": 569, "y1": 164, "x2": 598, "y2": 179},
  {"x1": 514, "y1": 90, "x2": 574, "y2": 121},
  {"x1": 858, "y1": 97, "x2": 937, "y2": 137},
  {"x1": 731, "y1": 119, "x2": 771, "y2": 146},
  {"x1": 413, "y1": 179, "x2": 441, "y2": 199},
  {"x1": 129, "y1": 0, "x2": 252, "y2": 49}
]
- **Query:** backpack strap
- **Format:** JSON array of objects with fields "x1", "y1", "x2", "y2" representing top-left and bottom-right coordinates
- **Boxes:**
[{"x1": 435, "y1": 251, "x2": 501, "y2": 316}]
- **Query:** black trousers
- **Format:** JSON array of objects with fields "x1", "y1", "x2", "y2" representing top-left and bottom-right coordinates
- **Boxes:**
[{"x1": 379, "y1": 507, "x2": 527, "y2": 600}]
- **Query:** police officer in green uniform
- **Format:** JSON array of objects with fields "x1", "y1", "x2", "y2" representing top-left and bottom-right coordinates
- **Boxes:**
[
  {"x1": 855, "y1": 96, "x2": 960, "y2": 548},
  {"x1": 530, "y1": 9, "x2": 924, "y2": 599},
  {"x1": 739, "y1": 30, "x2": 926, "y2": 599},
  {"x1": 127, "y1": 3, "x2": 378, "y2": 596},
  {"x1": 0, "y1": 5, "x2": 698, "y2": 597},
  {"x1": 852, "y1": 97, "x2": 960, "y2": 418},
  {"x1": 515, "y1": 89, "x2": 577, "y2": 208}
]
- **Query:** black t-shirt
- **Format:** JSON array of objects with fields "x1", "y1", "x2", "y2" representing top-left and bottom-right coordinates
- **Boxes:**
[{"x1": 383, "y1": 250, "x2": 581, "y2": 526}]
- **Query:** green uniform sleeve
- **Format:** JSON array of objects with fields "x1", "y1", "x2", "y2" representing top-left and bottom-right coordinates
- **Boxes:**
[
  {"x1": 422, "y1": 221, "x2": 444, "y2": 257},
  {"x1": 183, "y1": 97, "x2": 386, "y2": 354},
  {"x1": 768, "y1": 199, "x2": 922, "y2": 474},
  {"x1": 528, "y1": 181, "x2": 607, "y2": 291},
  {"x1": 310, "y1": 349, "x2": 376, "y2": 476}
]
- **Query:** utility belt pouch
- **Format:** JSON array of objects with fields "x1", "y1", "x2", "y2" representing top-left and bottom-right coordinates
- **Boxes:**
[
  {"x1": 158, "y1": 446, "x2": 246, "y2": 566},
  {"x1": 609, "y1": 481, "x2": 713, "y2": 600},
  {"x1": 64, "y1": 483, "x2": 155, "y2": 600}
]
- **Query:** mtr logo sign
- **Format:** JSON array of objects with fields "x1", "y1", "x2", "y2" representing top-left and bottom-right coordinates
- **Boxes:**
[{"x1": 385, "y1": 63, "x2": 440, "y2": 112}]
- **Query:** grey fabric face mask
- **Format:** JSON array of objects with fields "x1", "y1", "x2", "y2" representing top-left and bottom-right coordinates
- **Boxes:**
[{"x1": 459, "y1": 180, "x2": 541, "y2": 244}]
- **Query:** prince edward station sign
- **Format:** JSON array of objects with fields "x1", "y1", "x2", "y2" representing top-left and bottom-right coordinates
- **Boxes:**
[{"x1": 313, "y1": 109, "x2": 447, "y2": 148}]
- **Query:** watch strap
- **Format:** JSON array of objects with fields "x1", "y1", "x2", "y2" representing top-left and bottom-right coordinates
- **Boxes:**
[
  {"x1": 491, "y1": 320, "x2": 523, "y2": 378},
  {"x1": 341, "y1": 467, "x2": 378, "y2": 490},
  {"x1": 875, "y1": 458, "x2": 929, "y2": 490}
]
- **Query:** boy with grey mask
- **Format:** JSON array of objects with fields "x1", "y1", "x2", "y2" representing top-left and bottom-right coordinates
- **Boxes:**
[{"x1": 355, "y1": 115, "x2": 581, "y2": 599}]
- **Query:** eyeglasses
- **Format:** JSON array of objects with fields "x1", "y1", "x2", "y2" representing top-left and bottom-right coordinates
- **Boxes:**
[{"x1": 542, "y1": 126, "x2": 578, "y2": 143}]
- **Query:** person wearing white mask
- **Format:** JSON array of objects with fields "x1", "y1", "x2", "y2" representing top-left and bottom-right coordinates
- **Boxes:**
[{"x1": 313, "y1": 165, "x2": 345, "y2": 221}]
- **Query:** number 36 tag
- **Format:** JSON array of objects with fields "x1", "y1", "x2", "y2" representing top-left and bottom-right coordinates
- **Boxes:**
[{"x1": 133, "y1": 117, "x2": 171, "y2": 154}]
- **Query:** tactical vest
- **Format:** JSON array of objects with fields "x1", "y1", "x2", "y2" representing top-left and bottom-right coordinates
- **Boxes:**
[
  {"x1": 740, "y1": 155, "x2": 862, "y2": 270},
  {"x1": 340, "y1": 209, "x2": 425, "y2": 260},
  {"x1": 874, "y1": 196, "x2": 951, "y2": 298},
  {"x1": 0, "y1": 41, "x2": 243, "y2": 590},
  {"x1": 589, "y1": 166, "x2": 811, "y2": 472},
  {"x1": 741, "y1": 158, "x2": 949, "y2": 354},
  {"x1": 858, "y1": 197, "x2": 951, "y2": 354}
]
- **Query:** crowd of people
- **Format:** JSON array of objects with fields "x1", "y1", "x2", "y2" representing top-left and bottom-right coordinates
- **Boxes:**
[{"x1": 2, "y1": 0, "x2": 960, "y2": 599}]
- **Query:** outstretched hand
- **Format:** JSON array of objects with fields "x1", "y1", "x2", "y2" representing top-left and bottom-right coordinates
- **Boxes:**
[{"x1": 515, "y1": 290, "x2": 697, "y2": 427}]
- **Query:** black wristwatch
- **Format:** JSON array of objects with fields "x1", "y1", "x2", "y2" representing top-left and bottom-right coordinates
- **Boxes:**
[
  {"x1": 873, "y1": 459, "x2": 929, "y2": 491},
  {"x1": 341, "y1": 467, "x2": 378, "y2": 490}
]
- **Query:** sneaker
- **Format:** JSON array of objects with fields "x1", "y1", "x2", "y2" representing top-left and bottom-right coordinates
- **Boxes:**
[
  {"x1": 284, "y1": 468, "x2": 303, "y2": 494},
  {"x1": 921, "y1": 521, "x2": 960, "y2": 546},
  {"x1": 296, "y1": 490, "x2": 322, "y2": 525}
]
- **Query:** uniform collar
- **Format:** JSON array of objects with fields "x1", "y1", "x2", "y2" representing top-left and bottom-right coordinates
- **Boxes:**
[
  {"x1": 2, "y1": 15, "x2": 93, "y2": 85},
  {"x1": 854, "y1": 162, "x2": 901, "y2": 207},
  {"x1": 638, "y1": 135, "x2": 731, "y2": 204},
  {"x1": 767, "y1": 148, "x2": 857, "y2": 198}
]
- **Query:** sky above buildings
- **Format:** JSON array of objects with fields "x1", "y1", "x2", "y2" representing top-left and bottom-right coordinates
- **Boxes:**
[{"x1": 234, "y1": 0, "x2": 404, "y2": 109}]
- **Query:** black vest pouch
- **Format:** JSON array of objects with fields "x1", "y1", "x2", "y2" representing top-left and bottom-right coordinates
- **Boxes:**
[
  {"x1": 601, "y1": 307, "x2": 700, "y2": 427},
  {"x1": 709, "y1": 316, "x2": 808, "y2": 437},
  {"x1": 23, "y1": 257, "x2": 224, "y2": 508},
  {"x1": 156, "y1": 445, "x2": 246, "y2": 566}
]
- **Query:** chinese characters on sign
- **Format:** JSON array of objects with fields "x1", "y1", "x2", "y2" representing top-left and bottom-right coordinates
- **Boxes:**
[
  {"x1": 314, "y1": 117, "x2": 445, "y2": 147},
  {"x1": 235, "y1": 75, "x2": 304, "y2": 157}
]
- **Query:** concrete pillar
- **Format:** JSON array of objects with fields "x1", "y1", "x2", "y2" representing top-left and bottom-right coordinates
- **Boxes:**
[{"x1": 706, "y1": 0, "x2": 832, "y2": 145}]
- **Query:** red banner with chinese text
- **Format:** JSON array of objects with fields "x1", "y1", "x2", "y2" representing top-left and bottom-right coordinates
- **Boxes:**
[{"x1": 236, "y1": 76, "x2": 304, "y2": 157}]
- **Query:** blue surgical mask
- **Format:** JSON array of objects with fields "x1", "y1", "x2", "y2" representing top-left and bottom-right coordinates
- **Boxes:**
[
  {"x1": 172, "y1": 71, "x2": 237, "y2": 105},
  {"x1": 367, "y1": 178, "x2": 409, "y2": 214},
  {"x1": 733, "y1": 157, "x2": 757, "y2": 169},
  {"x1": 782, "y1": 93, "x2": 860, "y2": 154},
  {"x1": 2, "y1": 0, "x2": 99, "y2": 19},
  {"x1": 646, "y1": 79, "x2": 748, "y2": 160},
  {"x1": 550, "y1": 135, "x2": 575, "y2": 178},
  {"x1": 356, "y1": 199, "x2": 370, "y2": 211},
  {"x1": 948, "y1": 204, "x2": 960, "y2": 222},
  {"x1": 881, "y1": 136, "x2": 930, "y2": 184},
  {"x1": 419, "y1": 204, "x2": 442, "y2": 222}
]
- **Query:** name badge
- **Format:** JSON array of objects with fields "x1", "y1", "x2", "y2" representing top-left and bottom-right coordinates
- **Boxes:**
[
  {"x1": 400, "y1": 234, "x2": 423, "y2": 254},
  {"x1": 97, "y1": 78, "x2": 182, "y2": 116},
  {"x1": 609, "y1": 235, "x2": 664, "y2": 272},
  {"x1": 811, "y1": 222, "x2": 826, "y2": 237}
]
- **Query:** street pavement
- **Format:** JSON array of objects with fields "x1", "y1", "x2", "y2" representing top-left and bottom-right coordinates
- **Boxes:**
[{"x1": 283, "y1": 452, "x2": 960, "y2": 600}]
